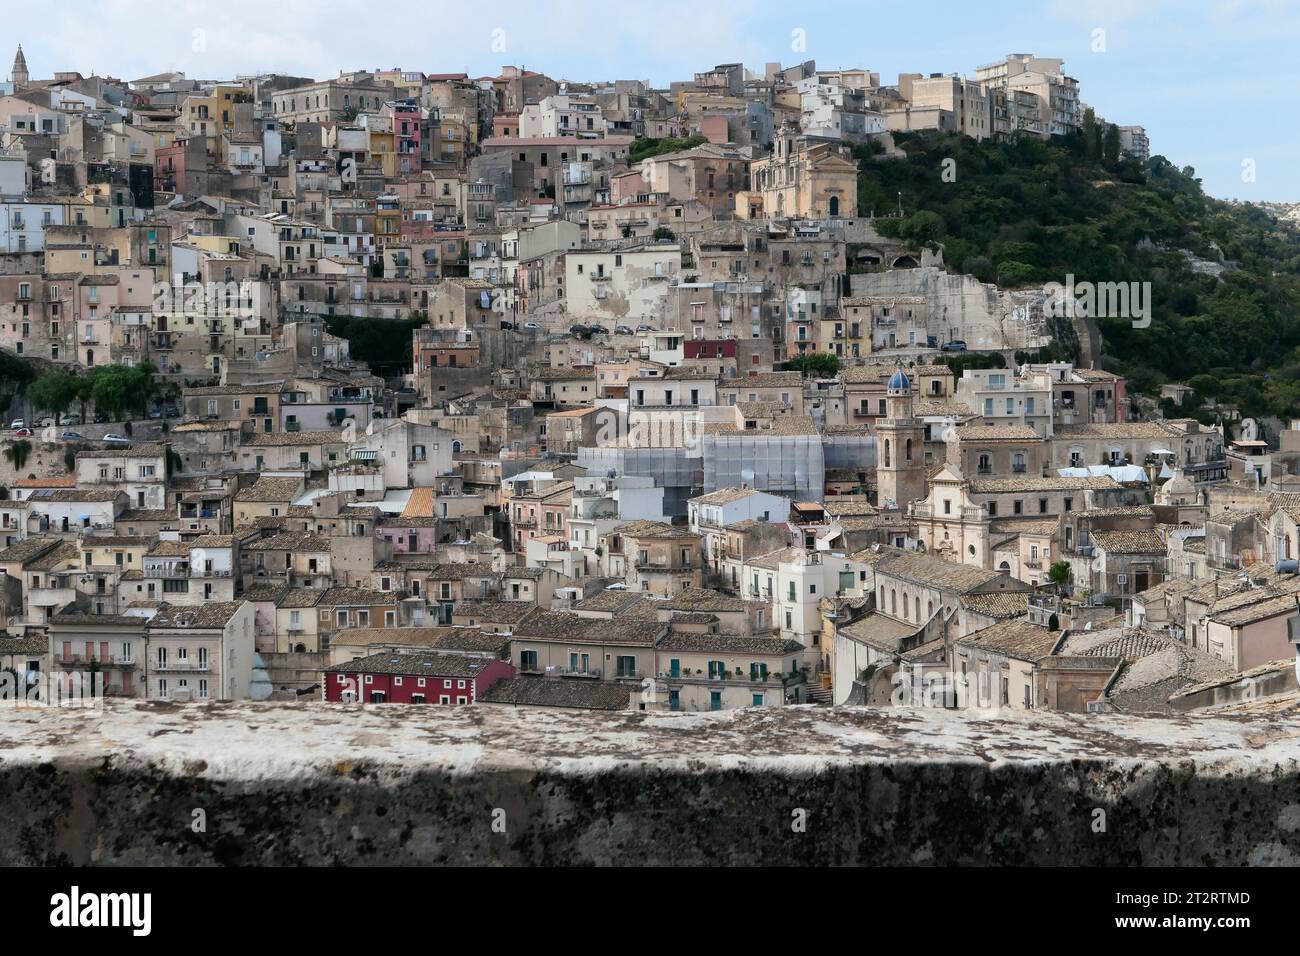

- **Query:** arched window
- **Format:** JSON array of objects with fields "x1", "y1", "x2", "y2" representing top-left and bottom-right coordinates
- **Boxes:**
[
  {"x1": 890, "y1": 589, "x2": 897, "y2": 615},
  {"x1": 905, "y1": 438, "x2": 913, "y2": 462},
  {"x1": 829, "y1": 196, "x2": 840, "y2": 216},
  {"x1": 883, "y1": 438, "x2": 891, "y2": 468},
  {"x1": 915, "y1": 596, "x2": 921, "y2": 621}
]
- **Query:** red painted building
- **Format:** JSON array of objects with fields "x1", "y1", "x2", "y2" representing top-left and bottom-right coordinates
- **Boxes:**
[
  {"x1": 684, "y1": 339, "x2": 737, "y2": 361},
  {"x1": 324, "y1": 652, "x2": 515, "y2": 705}
]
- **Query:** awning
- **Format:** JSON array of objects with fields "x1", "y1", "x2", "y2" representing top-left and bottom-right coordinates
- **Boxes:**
[{"x1": 351, "y1": 449, "x2": 377, "y2": 462}]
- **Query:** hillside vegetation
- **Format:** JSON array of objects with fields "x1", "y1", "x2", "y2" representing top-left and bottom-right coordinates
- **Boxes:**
[{"x1": 856, "y1": 129, "x2": 1300, "y2": 422}]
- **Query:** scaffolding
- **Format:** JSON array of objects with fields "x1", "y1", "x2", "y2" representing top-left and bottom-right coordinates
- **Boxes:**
[
  {"x1": 576, "y1": 445, "x2": 703, "y2": 517},
  {"x1": 824, "y1": 432, "x2": 877, "y2": 472},
  {"x1": 702, "y1": 433, "x2": 825, "y2": 502}
]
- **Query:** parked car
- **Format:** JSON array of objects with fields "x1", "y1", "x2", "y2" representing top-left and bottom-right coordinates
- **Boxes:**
[
  {"x1": 569, "y1": 324, "x2": 590, "y2": 336},
  {"x1": 499, "y1": 320, "x2": 515, "y2": 330},
  {"x1": 587, "y1": 324, "x2": 610, "y2": 335},
  {"x1": 102, "y1": 433, "x2": 131, "y2": 444},
  {"x1": 636, "y1": 324, "x2": 654, "y2": 332},
  {"x1": 941, "y1": 340, "x2": 967, "y2": 352},
  {"x1": 147, "y1": 409, "x2": 163, "y2": 420},
  {"x1": 163, "y1": 405, "x2": 179, "y2": 418},
  {"x1": 12, "y1": 427, "x2": 31, "y2": 438},
  {"x1": 60, "y1": 431, "x2": 85, "y2": 442},
  {"x1": 9, "y1": 420, "x2": 23, "y2": 430},
  {"x1": 615, "y1": 325, "x2": 634, "y2": 335},
  {"x1": 523, "y1": 322, "x2": 540, "y2": 330},
  {"x1": 59, "y1": 414, "x2": 80, "y2": 426},
  {"x1": 93, "y1": 413, "x2": 109, "y2": 424}
]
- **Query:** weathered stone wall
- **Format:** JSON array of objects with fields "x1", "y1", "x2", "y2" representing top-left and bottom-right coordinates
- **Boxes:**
[
  {"x1": 3, "y1": 700, "x2": 1300, "y2": 865},
  {"x1": 850, "y1": 266, "x2": 1050, "y2": 352}
]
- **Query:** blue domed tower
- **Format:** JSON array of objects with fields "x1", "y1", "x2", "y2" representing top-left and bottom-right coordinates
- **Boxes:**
[{"x1": 876, "y1": 364, "x2": 925, "y2": 512}]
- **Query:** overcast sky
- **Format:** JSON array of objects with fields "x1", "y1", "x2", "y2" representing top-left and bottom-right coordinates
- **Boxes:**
[{"x1": 12, "y1": 0, "x2": 1300, "y2": 200}]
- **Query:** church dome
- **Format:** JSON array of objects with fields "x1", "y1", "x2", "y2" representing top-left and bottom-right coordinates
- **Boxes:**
[{"x1": 888, "y1": 368, "x2": 910, "y2": 391}]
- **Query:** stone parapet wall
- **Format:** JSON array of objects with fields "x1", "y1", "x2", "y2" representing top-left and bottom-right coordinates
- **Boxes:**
[{"x1": 3, "y1": 700, "x2": 1299, "y2": 865}]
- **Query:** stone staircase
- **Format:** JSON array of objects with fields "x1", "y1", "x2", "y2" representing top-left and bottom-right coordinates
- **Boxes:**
[{"x1": 804, "y1": 675, "x2": 834, "y2": 705}]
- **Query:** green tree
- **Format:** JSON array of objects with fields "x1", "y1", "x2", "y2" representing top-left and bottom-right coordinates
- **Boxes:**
[
  {"x1": 652, "y1": 226, "x2": 676, "y2": 242},
  {"x1": 1048, "y1": 561, "x2": 1071, "y2": 589},
  {"x1": 1103, "y1": 123, "x2": 1121, "y2": 166},
  {"x1": 90, "y1": 365, "x2": 150, "y2": 422},
  {"x1": 996, "y1": 260, "x2": 1037, "y2": 287},
  {"x1": 962, "y1": 256, "x2": 994, "y2": 283},
  {"x1": 28, "y1": 369, "x2": 77, "y2": 418},
  {"x1": 786, "y1": 353, "x2": 840, "y2": 378},
  {"x1": 324, "y1": 315, "x2": 428, "y2": 375},
  {"x1": 899, "y1": 210, "x2": 946, "y2": 245},
  {"x1": 3, "y1": 439, "x2": 32, "y2": 472},
  {"x1": 72, "y1": 373, "x2": 95, "y2": 424},
  {"x1": 1082, "y1": 108, "x2": 1099, "y2": 161}
]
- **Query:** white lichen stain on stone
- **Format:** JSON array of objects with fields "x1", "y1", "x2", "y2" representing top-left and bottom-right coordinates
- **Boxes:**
[
  {"x1": 1277, "y1": 804, "x2": 1300, "y2": 832},
  {"x1": 1248, "y1": 842, "x2": 1299, "y2": 865}
]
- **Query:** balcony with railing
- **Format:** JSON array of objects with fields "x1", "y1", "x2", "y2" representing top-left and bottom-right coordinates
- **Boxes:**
[
  {"x1": 552, "y1": 666, "x2": 602, "y2": 679},
  {"x1": 30, "y1": 585, "x2": 76, "y2": 608},
  {"x1": 636, "y1": 560, "x2": 694, "y2": 573},
  {"x1": 662, "y1": 668, "x2": 799, "y2": 687},
  {"x1": 60, "y1": 654, "x2": 137, "y2": 669},
  {"x1": 153, "y1": 659, "x2": 212, "y2": 673},
  {"x1": 180, "y1": 504, "x2": 223, "y2": 520},
  {"x1": 912, "y1": 503, "x2": 985, "y2": 521}
]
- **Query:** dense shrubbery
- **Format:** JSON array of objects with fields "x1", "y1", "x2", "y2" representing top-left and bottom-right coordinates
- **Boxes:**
[
  {"x1": 784, "y1": 353, "x2": 840, "y2": 378},
  {"x1": 856, "y1": 128, "x2": 1300, "y2": 418},
  {"x1": 28, "y1": 363, "x2": 160, "y2": 421},
  {"x1": 324, "y1": 315, "x2": 427, "y2": 375},
  {"x1": 628, "y1": 134, "x2": 708, "y2": 166}
]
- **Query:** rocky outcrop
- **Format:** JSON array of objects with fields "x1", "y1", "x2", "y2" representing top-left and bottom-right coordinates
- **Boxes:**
[{"x1": 3, "y1": 700, "x2": 1299, "y2": 865}]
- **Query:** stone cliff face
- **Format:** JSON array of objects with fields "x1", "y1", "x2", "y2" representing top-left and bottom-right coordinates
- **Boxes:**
[
  {"x1": 851, "y1": 266, "x2": 1052, "y2": 353},
  {"x1": 4, "y1": 700, "x2": 1300, "y2": 865}
]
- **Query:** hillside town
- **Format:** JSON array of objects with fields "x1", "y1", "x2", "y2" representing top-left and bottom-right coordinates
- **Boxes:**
[{"x1": 0, "y1": 45, "x2": 1290, "y2": 722}]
